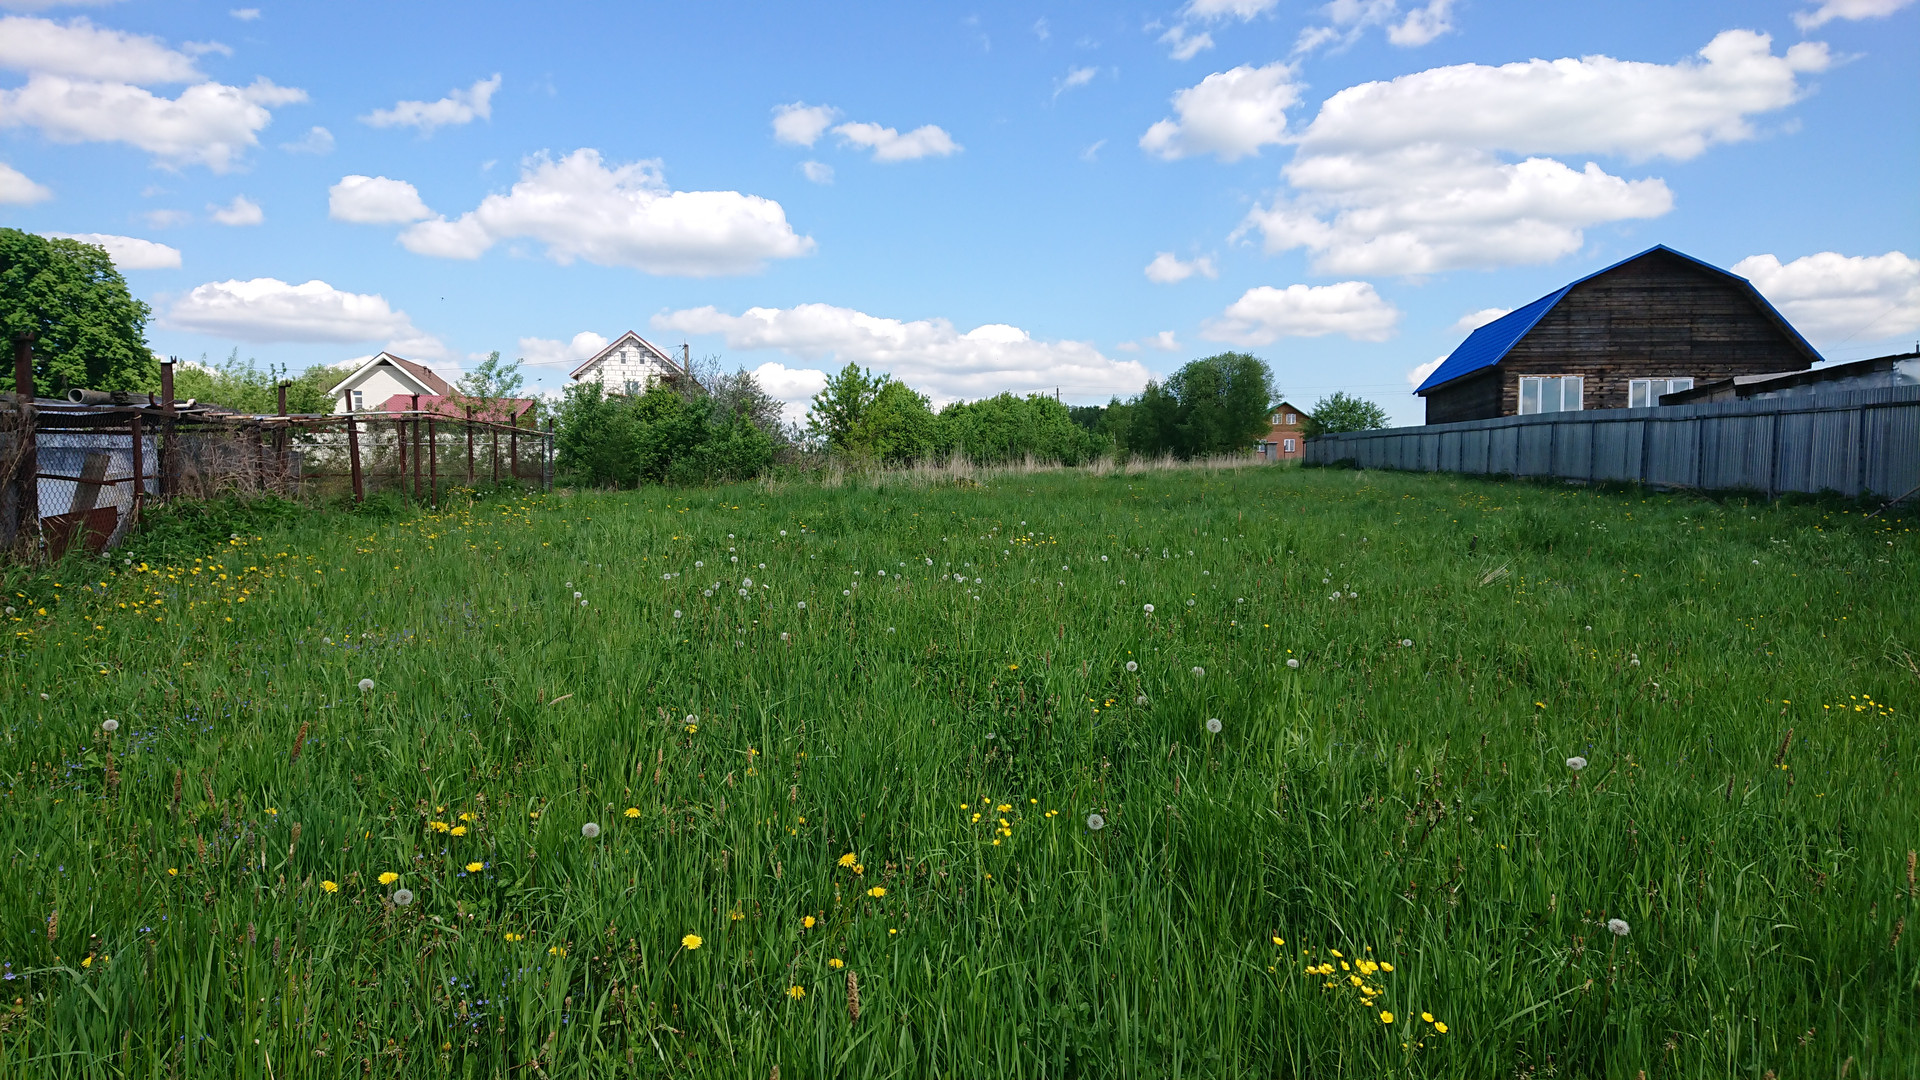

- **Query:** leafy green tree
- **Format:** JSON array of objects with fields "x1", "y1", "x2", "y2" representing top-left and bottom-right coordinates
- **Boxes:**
[
  {"x1": 804, "y1": 363, "x2": 880, "y2": 451},
  {"x1": 850, "y1": 380, "x2": 941, "y2": 463},
  {"x1": 939, "y1": 392, "x2": 1103, "y2": 465},
  {"x1": 1302, "y1": 392, "x2": 1390, "y2": 437},
  {"x1": 452, "y1": 351, "x2": 534, "y2": 421},
  {"x1": 0, "y1": 228, "x2": 155, "y2": 395},
  {"x1": 1118, "y1": 353, "x2": 1276, "y2": 458},
  {"x1": 169, "y1": 350, "x2": 341, "y2": 414},
  {"x1": 554, "y1": 379, "x2": 774, "y2": 487}
]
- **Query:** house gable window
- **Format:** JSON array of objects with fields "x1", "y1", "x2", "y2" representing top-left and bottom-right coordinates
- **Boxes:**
[
  {"x1": 351, "y1": 389, "x2": 364, "y2": 411},
  {"x1": 1518, "y1": 375, "x2": 1583, "y2": 415},
  {"x1": 1285, "y1": 412, "x2": 1297, "y2": 425},
  {"x1": 1629, "y1": 377, "x2": 1694, "y2": 408}
]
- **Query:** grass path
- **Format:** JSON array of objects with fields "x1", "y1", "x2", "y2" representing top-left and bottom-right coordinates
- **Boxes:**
[{"x1": 1, "y1": 467, "x2": 1913, "y2": 1078}]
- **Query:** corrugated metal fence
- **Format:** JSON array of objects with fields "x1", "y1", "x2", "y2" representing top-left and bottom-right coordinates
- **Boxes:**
[{"x1": 1303, "y1": 385, "x2": 1920, "y2": 499}]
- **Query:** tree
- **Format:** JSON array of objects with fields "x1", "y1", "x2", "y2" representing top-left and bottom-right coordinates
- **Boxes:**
[
  {"x1": 1302, "y1": 392, "x2": 1390, "y2": 437},
  {"x1": 0, "y1": 228, "x2": 155, "y2": 395},
  {"x1": 169, "y1": 350, "x2": 343, "y2": 414},
  {"x1": 707, "y1": 366, "x2": 790, "y2": 449},
  {"x1": 453, "y1": 351, "x2": 530, "y2": 420},
  {"x1": 851, "y1": 380, "x2": 940, "y2": 463},
  {"x1": 939, "y1": 392, "x2": 1103, "y2": 465},
  {"x1": 804, "y1": 363, "x2": 880, "y2": 452},
  {"x1": 1120, "y1": 353, "x2": 1276, "y2": 458}
]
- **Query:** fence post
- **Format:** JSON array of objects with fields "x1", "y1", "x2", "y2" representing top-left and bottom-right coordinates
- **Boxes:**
[
  {"x1": 130, "y1": 414, "x2": 144, "y2": 517},
  {"x1": 409, "y1": 394, "x2": 422, "y2": 502},
  {"x1": 546, "y1": 417, "x2": 554, "y2": 491},
  {"x1": 344, "y1": 391, "x2": 364, "y2": 502},
  {"x1": 276, "y1": 381, "x2": 290, "y2": 491},
  {"x1": 427, "y1": 415, "x2": 438, "y2": 508},
  {"x1": 510, "y1": 416, "x2": 519, "y2": 482},
  {"x1": 11, "y1": 332, "x2": 37, "y2": 555},
  {"x1": 465, "y1": 406, "x2": 475, "y2": 486},
  {"x1": 395, "y1": 409, "x2": 408, "y2": 500},
  {"x1": 491, "y1": 425, "x2": 499, "y2": 484},
  {"x1": 159, "y1": 358, "x2": 176, "y2": 498}
]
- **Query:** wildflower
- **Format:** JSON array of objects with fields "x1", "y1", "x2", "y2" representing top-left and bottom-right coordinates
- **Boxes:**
[
  {"x1": 1143, "y1": 604, "x2": 1154, "y2": 614},
  {"x1": 1206, "y1": 718, "x2": 1222, "y2": 734},
  {"x1": 1400, "y1": 639, "x2": 1413, "y2": 647},
  {"x1": 787, "y1": 985, "x2": 805, "y2": 1000},
  {"x1": 673, "y1": 610, "x2": 682, "y2": 618},
  {"x1": 393, "y1": 889, "x2": 414, "y2": 906},
  {"x1": 1191, "y1": 666, "x2": 1204, "y2": 677},
  {"x1": 1125, "y1": 660, "x2": 1138, "y2": 672},
  {"x1": 321, "y1": 880, "x2": 339, "y2": 893},
  {"x1": 867, "y1": 886, "x2": 886, "y2": 898},
  {"x1": 1086, "y1": 813, "x2": 1105, "y2": 831},
  {"x1": 1134, "y1": 695, "x2": 1148, "y2": 706},
  {"x1": 1380, "y1": 1011, "x2": 1394, "y2": 1024},
  {"x1": 548, "y1": 945, "x2": 566, "y2": 956},
  {"x1": 1287, "y1": 658, "x2": 1300, "y2": 669},
  {"x1": 624, "y1": 807, "x2": 640, "y2": 818},
  {"x1": 682, "y1": 934, "x2": 703, "y2": 950},
  {"x1": 803, "y1": 915, "x2": 816, "y2": 929},
  {"x1": 504, "y1": 932, "x2": 524, "y2": 941},
  {"x1": 450, "y1": 826, "x2": 467, "y2": 837},
  {"x1": 1606, "y1": 918, "x2": 1630, "y2": 937},
  {"x1": 428, "y1": 821, "x2": 450, "y2": 833},
  {"x1": 1186, "y1": 599, "x2": 1195, "y2": 607},
  {"x1": 1272, "y1": 936, "x2": 1284, "y2": 946},
  {"x1": 1566, "y1": 757, "x2": 1587, "y2": 771},
  {"x1": 1421, "y1": 1012, "x2": 1433, "y2": 1023},
  {"x1": 101, "y1": 719, "x2": 119, "y2": 733},
  {"x1": 1434, "y1": 1021, "x2": 1448, "y2": 1034},
  {"x1": 465, "y1": 862, "x2": 484, "y2": 873},
  {"x1": 167, "y1": 868, "x2": 178, "y2": 876},
  {"x1": 828, "y1": 957, "x2": 845, "y2": 969},
  {"x1": 378, "y1": 872, "x2": 399, "y2": 886},
  {"x1": 581, "y1": 822, "x2": 601, "y2": 839},
  {"x1": 358, "y1": 678, "x2": 375, "y2": 692},
  {"x1": 838, "y1": 853, "x2": 857, "y2": 867},
  {"x1": 797, "y1": 601, "x2": 806, "y2": 609}
]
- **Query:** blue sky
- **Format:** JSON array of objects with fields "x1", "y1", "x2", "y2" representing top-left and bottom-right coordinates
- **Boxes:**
[{"x1": 2, "y1": 0, "x2": 1916, "y2": 424}]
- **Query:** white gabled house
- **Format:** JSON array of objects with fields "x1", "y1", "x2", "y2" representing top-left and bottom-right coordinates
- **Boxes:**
[
  {"x1": 569, "y1": 331, "x2": 693, "y2": 395},
  {"x1": 326, "y1": 352, "x2": 454, "y2": 413}
]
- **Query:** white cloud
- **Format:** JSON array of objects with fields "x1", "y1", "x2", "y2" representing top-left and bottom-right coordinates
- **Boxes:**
[
  {"x1": 800, "y1": 160, "x2": 833, "y2": 184},
  {"x1": 329, "y1": 174, "x2": 433, "y2": 224},
  {"x1": 1387, "y1": 0, "x2": 1456, "y2": 46},
  {"x1": 1240, "y1": 31, "x2": 1828, "y2": 275},
  {"x1": 395, "y1": 149, "x2": 814, "y2": 276},
  {"x1": 0, "y1": 161, "x2": 51, "y2": 203},
  {"x1": 832, "y1": 120, "x2": 961, "y2": 162},
  {"x1": 771, "y1": 102, "x2": 839, "y2": 147},
  {"x1": 1407, "y1": 356, "x2": 1444, "y2": 387},
  {"x1": 1294, "y1": 0, "x2": 1457, "y2": 54},
  {"x1": 165, "y1": 277, "x2": 443, "y2": 358},
  {"x1": 208, "y1": 193, "x2": 262, "y2": 225},
  {"x1": 518, "y1": 331, "x2": 609, "y2": 367},
  {"x1": 361, "y1": 75, "x2": 500, "y2": 134},
  {"x1": 1158, "y1": 25, "x2": 1215, "y2": 60},
  {"x1": 1143, "y1": 330, "x2": 1184, "y2": 351},
  {"x1": 41, "y1": 231, "x2": 180, "y2": 268},
  {"x1": 1081, "y1": 139, "x2": 1106, "y2": 162},
  {"x1": 0, "y1": 0, "x2": 129, "y2": 9},
  {"x1": 229, "y1": 7, "x2": 260, "y2": 19},
  {"x1": 1139, "y1": 62, "x2": 1300, "y2": 162},
  {"x1": 1183, "y1": 0, "x2": 1280, "y2": 18},
  {"x1": 0, "y1": 74, "x2": 305, "y2": 171},
  {"x1": 1143, "y1": 252, "x2": 1218, "y2": 283},
  {"x1": 1450, "y1": 307, "x2": 1511, "y2": 333},
  {"x1": 1794, "y1": 0, "x2": 1915, "y2": 30},
  {"x1": 654, "y1": 302, "x2": 1153, "y2": 403},
  {"x1": 747, "y1": 361, "x2": 831, "y2": 418},
  {"x1": 281, "y1": 125, "x2": 333, "y2": 154},
  {"x1": 1201, "y1": 281, "x2": 1401, "y2": 344},
  {"x1": 0, "y1": 15, "x2": 201, "y2": 82},
  {"x1": 1055, "y1": 65, "x2": 1098, "y2": 98},
  {"x1": 1733, "y1": 251, "x2": 1920, "y2": 343},
  {"x1": 141, "y1": 208, "x2": 190, "y2": 228}
]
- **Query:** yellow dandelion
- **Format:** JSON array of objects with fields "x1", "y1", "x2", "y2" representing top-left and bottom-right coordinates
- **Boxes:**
[
  {"x1": 167, "y1": 868, "x2": 178, "y2": 876},
  {"x1": 465, "y1": 861, "x2": 484, "y2": 873},
  {"x1": 828, "y1": 957, "x2": 845, "y2": 969},
  {"x1": 378, "y1": 872, "x2": 399, "y2": 885},
  {"x1": 459, "y1": 812, "x2": 474, "y2": 822},
  {"x1": 682, "y1": 934, "x2": 703, "y2": 950},
  {"x1": 802, "y1": 915, "x2": 816, "y2": 929},
  {"x1": 450, "y1": 826, "x2": 468, "y2": 837},
  {"x1": 428, "y1": 821, "x2": 450, "y2": 833},
  {"x1": 867, "y1": 886, "x2": 886, "y2": 898},
  {"x1": 321, "y1": 880, "x2": 339, "y2": 893},
  {"x1": 786, "y1": 985, "x2": 805, "y2": 1000},
  {"x1": 838, "y1": 852, "x2": 857, "y2": 867},
  {"x1": 624, "y1": 807, "x2": 640, "y2": 818}
]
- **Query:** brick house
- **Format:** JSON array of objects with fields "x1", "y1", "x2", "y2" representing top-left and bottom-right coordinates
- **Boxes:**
[
  {"x1": 1414, "y1": 246, "x2": 1820, "y2": 424},
  {"x1": 1255, "y1": 401, "x2": 1311, "y2": 461}
]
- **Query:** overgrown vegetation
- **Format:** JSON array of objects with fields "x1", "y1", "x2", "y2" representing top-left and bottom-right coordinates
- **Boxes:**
[
  {"x1": 0, "y1": 228, "x2": 154, "y2": 395},
  {"x1": 1, "y1": 468, "x2": 1912, "y2": 1077}
]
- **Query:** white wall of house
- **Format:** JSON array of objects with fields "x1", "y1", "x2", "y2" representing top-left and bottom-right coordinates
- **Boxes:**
[
  {"x1": 330, "y1": 360, "x2": 435, "y2": 413},
  {"x1": 575, "y1": 338, "x2": 681, "y2": 394}
]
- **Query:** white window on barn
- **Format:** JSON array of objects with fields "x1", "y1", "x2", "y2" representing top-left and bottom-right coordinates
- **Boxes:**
[
  {"x1": 1283, "y1": 438, "x2": 1296, "y2": 452},
  {"x1": 1518, "y1": 375, "x2": 1583, "y2": 415},
  {"x1": 1629, "y1": 377, "x2": 1695, "y2": 408}
]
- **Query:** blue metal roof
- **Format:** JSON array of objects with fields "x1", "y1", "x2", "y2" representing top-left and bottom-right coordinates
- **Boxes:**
[{"x1": 1414, "y1": 245, "x2": 1822, "y2": 396}]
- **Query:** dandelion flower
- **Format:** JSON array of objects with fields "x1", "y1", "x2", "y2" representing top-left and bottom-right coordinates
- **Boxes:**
[
  {"x1": 101, "y1": 719, "x2": 119, "y2": 732},
  {"x1": 1143, "y1": 603, "x2": 1154, "y2": 614},
  {"x1": 1400, "y1": 639, "x2": 1413, "y2": 647},
  {"x1": 624, "y1": 807, "x2": 640, "y2": 818},
  {"x1": 838, "y1": 853, "x2": 857, "y2": 867},
  {"x1": 867, "y1": 886, "x2": 886, "y2": 898},
  {"x1": 673, "y1": 610, "x2": 682, "y2": 618},
  {"x1": 464, "y1": 861, "x2": 484, "y2": 873},
  {"x1": 450, "y1": 825, "x2": 467, "y2": 837},
  {"x1": 828, "y1": 957, "x2": 845, "y2": 969},
  {"x1": 1086, "y1": 813, "x2": 1105, "y2": 831},
  {"x1": 803, "y1": 915, "x2": 816, "y2": 928},
  {"x1": 358, "y1": 678, "x2": 375, "y2": 692},
  {"x1": 1566, "y1": 757, "x2": 1587, "y2": 771},
  {"x1": 786, "y1": 985, "x2": 805, "y2": 999},
  {"x1": 1134, "y1": 695, "x2": 1148, "y2": 706},
  {"x1": 1379, "y1": 1011, "x2": 1393, "y2": 1024},
  {"x1": 682, "y1": 934, "x2": 703, "y2": 950},
  {"x1": 1287, "y1": 658, "x2": 1300, "y2": 669},
  {"x1": 378, "y1": 871, "x2": 399, "y2": 886},
  {"x1": 1205, "y1": 718, "x2": 1222, "y2": 734},
  {"x1": 1125, "y1": 660, "x2": 1138, "y2": 672},
  {"x1": 581, "y1": 822, "x2": 601, "y2": 839},
  {"x1": 797, "y1": 601, "x2": 806, "y2": 610},
  {"x1": 393, "y1": 888, "x2": 414, "y2": 906},
  {"x1": 167, "y1": 867, "x2": 178, "y2": 876},
  {"x1": 1191, "y1": 666, "x2": 1205, "y2": 677},
  {"x1": 318, "y1": 879, "x2": 340, "y2": 893},
  {"x1": 1606, "y1": 918, "x2": 1630, "y2": 937}
]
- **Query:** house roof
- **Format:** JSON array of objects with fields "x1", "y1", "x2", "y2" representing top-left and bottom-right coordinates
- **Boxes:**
[
  {"x1": 1414, "y1": 245, "x2": 1822, "y2": 397},
  {"x1": 568, "y1": 330, "x2": 686, "y2": 381},
  {"x1": 327, "y1": 351, "x2": 453, "y2": 399},
  {"x1": 377, "y1": 394, "x2": 536, "y2": 421}
]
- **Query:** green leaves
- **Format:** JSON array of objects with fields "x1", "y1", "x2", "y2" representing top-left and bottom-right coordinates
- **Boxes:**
[{"x1": 0, "y1": 229, "x2": 154, "y2": 395}]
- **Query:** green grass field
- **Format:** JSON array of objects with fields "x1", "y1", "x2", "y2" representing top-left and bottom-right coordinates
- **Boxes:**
[{"x1": 2, "y1": 464, "x2": 1914, "y2": 1078}]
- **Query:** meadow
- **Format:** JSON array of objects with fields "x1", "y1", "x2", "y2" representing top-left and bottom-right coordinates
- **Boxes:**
[{"x1": 0, "y1": 463, "x2": 1914, "y2": 1079}]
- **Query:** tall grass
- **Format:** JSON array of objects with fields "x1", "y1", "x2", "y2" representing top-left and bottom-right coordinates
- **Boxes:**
[{"x1": 0, "y1": 467, "x2": 1913, "y2": 1078}]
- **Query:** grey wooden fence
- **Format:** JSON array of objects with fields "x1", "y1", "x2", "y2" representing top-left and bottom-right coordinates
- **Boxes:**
[{"x1": 1303, "y1": 385, "x2": 1920, "y2": 499}]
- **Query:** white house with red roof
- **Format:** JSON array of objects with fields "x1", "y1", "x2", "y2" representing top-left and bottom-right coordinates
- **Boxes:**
[{"x1": 326, "y1": 352, "x2": 454, "y2": 413}]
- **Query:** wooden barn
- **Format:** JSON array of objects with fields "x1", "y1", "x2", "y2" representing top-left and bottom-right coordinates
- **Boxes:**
[{"x1": 1414, "y1": 246, "x2": 1820, "y2": 424}]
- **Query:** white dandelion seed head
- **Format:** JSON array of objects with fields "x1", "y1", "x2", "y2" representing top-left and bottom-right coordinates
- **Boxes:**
[
  {"x1": 1205, "y1": 718, "x2": 1222, "y2": 734},
  {"x1": 1287, "y1": 658, "x2": 1300, "y2": 669},
  {"x1": 392, "y1": 889, "x2": 414, "y2": 906},
  {"x1": 1186, "y1": 599, "x2": 1195, "y2": 607},
  {"x1": 797, "y1": 601, "x2": 806, "y2": 609},
  {"x1": 101, "y1": 719, "x2": 119, "y2": 733},
  {"x1": 731, "y1": 555, "x2": 738, "y2": 563},
  {"x1": 1566, "y1": 756, "x2": 1588, "y2": 771},
  {"x1": 1125, "y1": 660, "x2": 1138, "y2": 672},
  {"x1": 1101, "y1": 555, "x2": 1109, "y2": 562},
  {"x1": 887, "y1": 627, "x2": 896, "y2": 633},
  {"x1": 1347, "y1": 592, "x2": 1358, "y2": 599},
  {"x1": 580, "y1": 599, "x2": 588, "y2": 606},
  {"x1": 695, "y1": 561, "x2": 704, "y2": 568},
  {"x1": 581, "y1": 822, "x2": 601, "y2": 839},
  {"x1": 39, "y1": 692, "x2": 48, "y2": 700},
  {"x1": 1236, "y1": 597, "x2": 1244, "y2": 603},
  {"x1": 673, "y1": 610, "x2": 682, "y2": 618},
  {"x1": 358, "y1": 678, "x2": 375, "y2": 692},
  {"x1": 843, "y1": 589, "x2": 851, "y2": 596},
  {"x1": 1751, "y1": 559, "x2": 1759, "y2": 565},
  {"x1": 974, "y1": 578, "x2": 982, "y2": 585},
  {"x1": 1086, "y1": 813, "x2": 1105, "y2": 831},
  {"x1": 925, "y1": 558, "x2": 933, "y2": 565},
  {"x1": 1323, "y1": 578, "x2": 1330, "y2": 584},
  {"x1": 686, "y1": 714, "x2": 697, "y2": 724},
  {"x1": 780, "y1": 530, "x2": 787, "y2": 536},
  {"x1": 704, "y1": 590, "x2": 713, "y2": 598},
  {"x1": 1143, "y1": 604, "x2": 1154, "y2": 614},
  {"x1": 738, "y1": 589, "x2": 748, "y2": 597},
  {"x1": 1191, "y1": 666, "x2": 1205, "y2": 677},
  {"x1": 565, "y1": 581, "x2": 572, "y2": 588},
  {"x1": 573, "y1": 591, "x2": 582, "y2": 599},
  {"x1": 661, "y1": 573, "x2": 671, "y2": 580},
  {"x1": 1400, "y1": 639, "x2": 1413, "y2": 648},
  {"x1": 780, "y1": 632, "x2": 790, "y2": 641},
  {"x1": 1606, "y1": 918, "x2": 1630, "y2": 937},
  {"x1": 1134, "y1": 694, "x2": 1149, "y2": 706}
]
